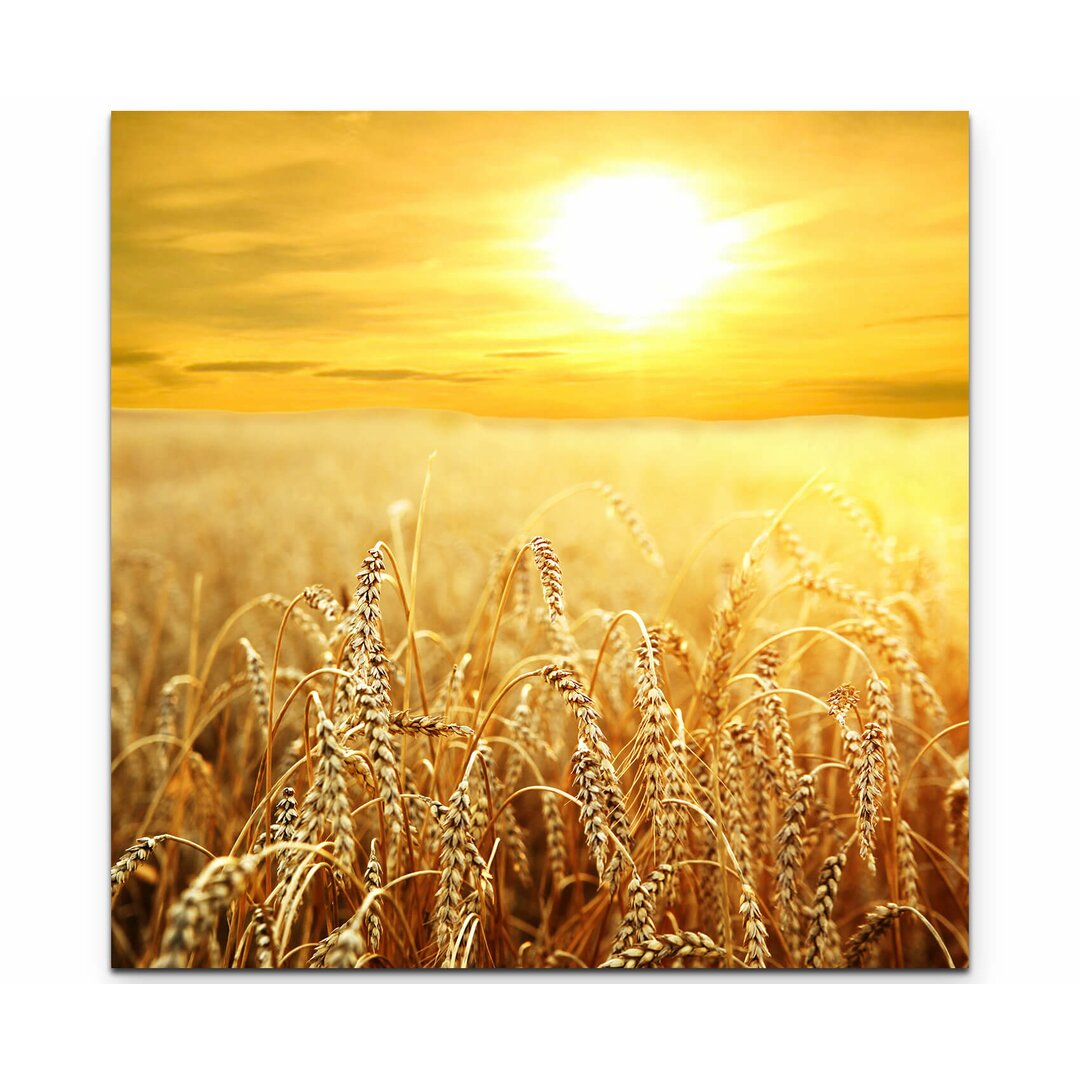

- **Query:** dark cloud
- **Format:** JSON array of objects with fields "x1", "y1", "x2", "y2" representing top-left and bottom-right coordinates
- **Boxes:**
[
  {"x1": 486, "y1": 350, "x2": 567, "y2": 359},
  {"x1": 185, "y1": 360, "x2": 317, "y2": 374},
  {"x1": 862, "y1": 313, "x2": 967, "y2": 329},
  {"x1": 112, "y1": 348, "x2": 166, "y2": 367},
  {"x1": 314, "y1": 365, "x2": 618, "y2": 385},
  {"x1": 784, "y1": 375, "x2": 968, "y2": 405},
  {"x1": 139, "y1": 365, "x2": 209, "y2": 390},
  {"x1": 316, "y1": 367, "x2": 515, "y2": 383}
]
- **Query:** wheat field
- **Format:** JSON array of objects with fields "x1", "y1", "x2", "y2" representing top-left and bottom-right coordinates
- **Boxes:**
[{"x1": 110, "y1": 407, "x2": 968, "y2": 969}]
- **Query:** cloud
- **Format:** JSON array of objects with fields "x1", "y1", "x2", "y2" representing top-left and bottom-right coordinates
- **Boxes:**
[
  {"x1": 861, "y1": 313, "x2": 967, "y2": 329},
  {"x1": 486, "y1": 350, "x2": 567, "y2": 359},
  {"x1": 314, "y1": 365, "x2": 617, "y2": 385},
  {"x1": 113, "y1": 348, "x2": 166, "y2": 367},
  {"x1": 184, "y1": 360, "x2": 317, "y2": 374},
  {"x1": 784, "y1": 374, "x2": 968, "y2": 405},
  {"x1": 316, "y1": 367, "x2": 515, "y2": 383}
]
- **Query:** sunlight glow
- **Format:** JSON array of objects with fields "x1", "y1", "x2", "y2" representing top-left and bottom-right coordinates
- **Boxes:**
[{"x1": 543, "y1": 172, "x2": 742, "y2": 324}]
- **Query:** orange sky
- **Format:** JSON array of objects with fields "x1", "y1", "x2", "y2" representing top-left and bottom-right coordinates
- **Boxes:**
[{"x1": 112, "y1": 112, "x2": 968, "y2": 419}]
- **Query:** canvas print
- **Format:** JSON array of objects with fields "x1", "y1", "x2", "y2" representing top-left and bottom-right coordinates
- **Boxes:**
[{"x1": 111, "y1": 112, "x2": 969, "y2": 969}]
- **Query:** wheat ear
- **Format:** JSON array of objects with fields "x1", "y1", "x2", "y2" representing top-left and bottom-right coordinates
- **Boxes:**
[
  {"x1": 805, "y1": 852, "x2": 847, "y2": 968},
  {"x1": 154, "y1": 855, "x2": 257, "y2": 968},
  {"x1": 111, "y1": 835, "x2": 165, "y2": 898},
  {"x1": 600, "y1": 930, "x2": 724, "y2": 969}
]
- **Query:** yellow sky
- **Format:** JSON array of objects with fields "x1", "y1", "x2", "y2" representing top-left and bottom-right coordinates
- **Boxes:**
[{"x1": 112, "y1": 112, "x2": 968, "y2": 419}]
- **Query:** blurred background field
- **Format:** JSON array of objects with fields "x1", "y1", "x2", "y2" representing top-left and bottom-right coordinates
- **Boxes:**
[{"x1": 112, "y1": 407, "x2": 967, "y2": 661}]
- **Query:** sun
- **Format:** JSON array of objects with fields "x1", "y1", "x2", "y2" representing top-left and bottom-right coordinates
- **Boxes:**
[{"x1": 542, "y1": 171, "x2": 740, "y2": 324}]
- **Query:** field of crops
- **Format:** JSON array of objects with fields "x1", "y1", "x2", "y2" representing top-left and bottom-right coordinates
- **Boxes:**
[{"x1": 110, "y1": 407, "x2": 968, "y2": 969}]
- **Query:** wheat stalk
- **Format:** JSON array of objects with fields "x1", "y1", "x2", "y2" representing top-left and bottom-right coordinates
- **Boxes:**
[
  {"x1": 364, "y1": 838, "x2": 384, "y2": 954},
  {"x1": 945, "y1": 776, "x2": 969, "y2": 867},
  {"x1": 543, "y1": 664, "x2": 632, "y2": 891},
  {"x1": 843, "y1": 903, "x2": 903, "y2": 967},
  {"x1": 326, "y1": 924, "x2": 364, "y2": 968},
  {"x1": 656, "y1": 712, "x2": 690, "y2": 873},
  {"x1": 355, "y1": 674, "x2": 403, "y2": 835},
  {"x1": 852, "y1": 721, "x2": 885, "y2": 872},
  {"x1": 154, "y1": 855, "x2": 257, "y2": 968},
  {"x1": 846, "y1": 619, "x2": 947, "y2": 727},
  {"x1": 345, "y1": 547, "x2": 394, "y2": 715},
  {"x1": 805, "y1": 851, "x2": 847, "y2": 968},
  {"x1": 541, "y1": 790, "x2": 567, "y2": 885},
  {"x1": 239, "y1": 637, "x2": 270, "y2": 731},
  {"x1": 739, "y1": 880, "x2": 771, "y2": 968},
  {"x1": 389, "y1": 712, "x2": 473, "y2": 738},
  {"x1": 269, "y1": 786, "x2": 298, "y2": 880},
  {"x1": 897, "y1": 818, "x2": 920, "y2": 906},
  {"x1": 530, "y1": 537, "x2": 564, "y2": 622},
  {"x1": 775, "y1": 773, "x2": 814, "y2": 939},
  {"x1": 433, "y1": 775, "x2": 484, "y2": 965},
  {"x1": 593, "y1": 481, "x2": 665, "y2": 571},
  {"x1": 866, "y1": 676, "x2": 901, "y2": 793},
  {"x1": 819, "y1": 481, "x2": 894, "y2": 565},
  {"x1": 111, "y1": 835, "x2": 165, "y2": 898},
  {"x1": 633, "y1": 633, "x2": 674, "y2": 831},
  {"x1": 797, "y1": 570, "x2": 906, "y2": 637},
  {"x1": 607, "y1": 864, "x2": 674, "y2": 960},
  {"x1": 289, "y1": 693, "x2": 356, "y2": 872},
  {"x1": 302, "y1": 584, "x2": 343, "y2": 622},
  {"x1": 249, "y1": 903, "x2": 277, "y2": 968},
  {"x1": 698, "y1": 527, "x2": 771, "y2": 722},
  {"x1": 600, "y1": 930, "x2": 724, "y2": 969}
]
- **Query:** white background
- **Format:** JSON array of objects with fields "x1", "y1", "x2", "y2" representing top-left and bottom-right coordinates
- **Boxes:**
[{"x1": 2, "y1": 0, "x2": 1077, "y2": 1073}]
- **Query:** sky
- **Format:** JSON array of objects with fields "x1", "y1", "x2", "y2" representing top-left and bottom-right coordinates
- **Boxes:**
[{"x1": 112, "y1": 112, "x2": 968, "y2": 419}]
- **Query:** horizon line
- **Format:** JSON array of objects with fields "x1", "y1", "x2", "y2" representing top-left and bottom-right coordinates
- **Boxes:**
[{"x1": 110, "y1": 403, "x2": 969, "y2": 423}]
